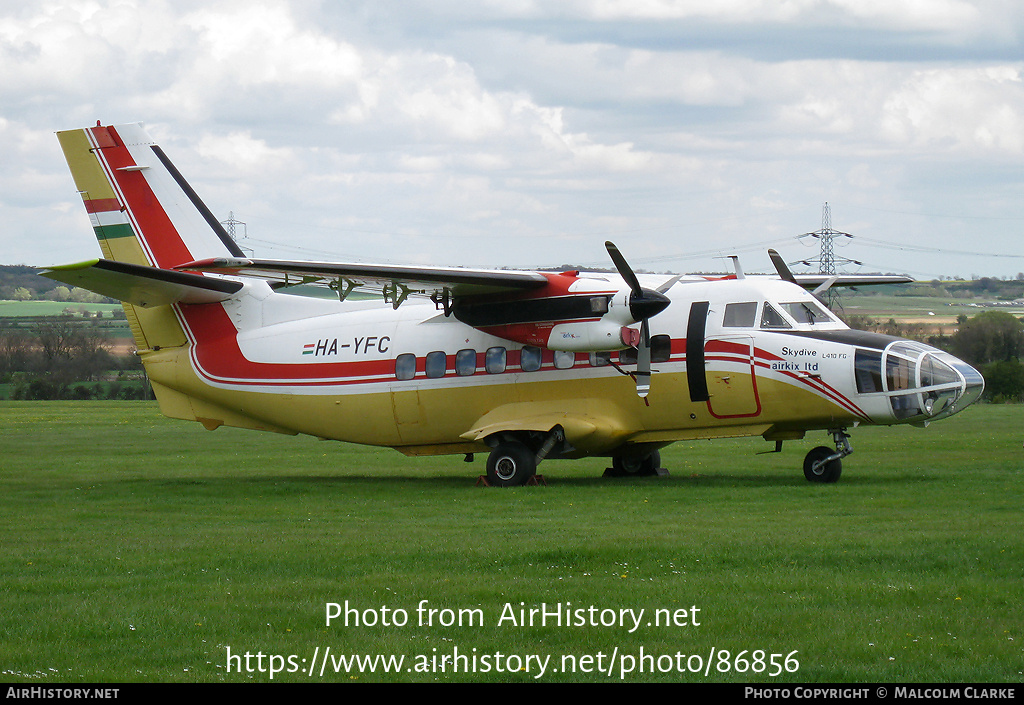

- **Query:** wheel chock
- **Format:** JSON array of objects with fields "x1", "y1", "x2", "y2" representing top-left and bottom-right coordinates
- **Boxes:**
[{"x1": 476, "y1": 475, "x2": 547, "y2": 487}]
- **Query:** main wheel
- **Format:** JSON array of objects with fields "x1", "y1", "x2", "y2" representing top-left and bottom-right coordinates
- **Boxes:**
[
  {"x1": 611, "y1": 450, "x2": 661, "y2": 477},
  {"x1": 486, "y1": 442, "x2": 537, "y2": 487},
  {"x1": 803, "y1": 446, "x2": 842, "y2": 483}
]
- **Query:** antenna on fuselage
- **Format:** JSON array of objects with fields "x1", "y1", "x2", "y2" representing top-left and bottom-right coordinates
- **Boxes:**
[{"x1": 727, "y1": 255, "x2": 745, "y2": 279}]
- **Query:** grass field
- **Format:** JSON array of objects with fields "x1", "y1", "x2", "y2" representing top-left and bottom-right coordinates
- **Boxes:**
[
  {"x1": 0, "y1": 401, "x2": 1021, "y2": 683},
  {"x1": 0, "y1": 301, "x2": 125, "y2": 318},
  {"x1": 841, "y1": 294, "x2": 1024, "y2": 328}
]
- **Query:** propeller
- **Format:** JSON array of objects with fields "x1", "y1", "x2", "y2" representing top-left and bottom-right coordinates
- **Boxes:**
[
  {"x1": 605, "y1": 241, "x2": 671, "y2": 398},
  {"x1": 768, "y1": 249, "x2": 797, "y2": 285},
  {"x1": 769, "y1": 248, "x2": 834, "y2": 308}
]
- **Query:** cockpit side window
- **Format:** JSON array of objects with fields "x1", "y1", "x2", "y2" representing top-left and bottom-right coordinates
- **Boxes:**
[
  {"x1": 724, "y1": 302, "x2": 757, "y2": 327},
  {"x1": 781, "y1": 301, "x2": 832, "y2": 325},
  {"x1": 854, "y1": 350, "x2": 883, "y2": 393},
  {"x1": 760, "y1": 303, "x2": 792, "y2": 329}
]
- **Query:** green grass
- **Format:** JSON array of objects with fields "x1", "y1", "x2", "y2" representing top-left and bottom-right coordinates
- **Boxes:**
[
  {"x1": 0, "y1": 300, "x2": 125, "y2": 317},
  {"x1": 0, "y1": 401, "x2": 1021, "y2": 683}
]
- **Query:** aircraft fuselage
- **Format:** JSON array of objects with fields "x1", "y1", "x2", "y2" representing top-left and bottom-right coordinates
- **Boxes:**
[{"x1": 142, "y1": 275, "x2": 982, "y2": 462}]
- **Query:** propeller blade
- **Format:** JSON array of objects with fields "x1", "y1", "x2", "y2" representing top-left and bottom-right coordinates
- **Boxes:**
[
  {"x1": 605, "y1": 241, "x2": 643, "y2": 297},
  {"x1": 656, "y1": 274, "x2": 681, "y2": 293},
  {"x1": 770, "y1": 248, "x2": 835, "y2": 309},
  {"x1": 604, "y1": 242, "x2": 669, "y2": 399},
  {"x1": 812, "y1": 276, "x2": 839, "y2": 298},
  {"x1": 636, "y1": 319, "x2": 651, "y2": 398},
  {"x1": 768, "y1": 249, "x2": 797, "y2": 285}
]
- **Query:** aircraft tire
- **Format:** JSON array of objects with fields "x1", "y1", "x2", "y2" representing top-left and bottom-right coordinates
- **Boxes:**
[
  {"x1": 486, "y1": 442, "x2": 537, "y2": 487},
  {"x1": 611, "y1": 450, "x2": 661, "y2": 477},
  {"x1": 803, "y1": 446, "x2": 842, "y2": 483}
]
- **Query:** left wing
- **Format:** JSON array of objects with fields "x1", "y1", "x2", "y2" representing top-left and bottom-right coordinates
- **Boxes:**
[
  {"x1": 792, "y1": 273, "x2": 915, "y2": 287},
  {"x1": 768, "y1": 249, "x2": 913, "y2": 289},
  {"x1": 175, "y1": 257, "x2": 549, "y2": 305}
]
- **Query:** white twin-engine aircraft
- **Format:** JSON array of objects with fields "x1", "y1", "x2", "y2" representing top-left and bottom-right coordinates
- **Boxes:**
[{"x1": 43, "y1": 123, "x2": 984, "y2": 486}]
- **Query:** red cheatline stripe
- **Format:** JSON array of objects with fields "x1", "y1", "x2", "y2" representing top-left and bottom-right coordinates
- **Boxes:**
[
  {"x1": 96, "y1": 126, "x2": 194, "y2": 268},
  {"x1": 84, "y1": 198, "x2": 121, "y2": 213}
]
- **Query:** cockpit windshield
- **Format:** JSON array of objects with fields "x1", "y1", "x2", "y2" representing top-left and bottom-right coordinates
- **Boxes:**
[{"x1": 854, "y1": 340, "x2": 984, "y2": 422}]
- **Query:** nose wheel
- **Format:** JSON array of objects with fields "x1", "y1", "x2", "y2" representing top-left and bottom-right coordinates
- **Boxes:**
[{"x1": 803, "y1": 429, "x2": 852, "y2": 483}]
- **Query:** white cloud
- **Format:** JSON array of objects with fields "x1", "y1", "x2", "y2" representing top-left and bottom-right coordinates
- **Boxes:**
[
  {"x1": 2, "y1": 0, "x2": 1024, "y2": 276},
  {"x1": 183, "y1": 2, "x2": 363, "y2": 87},
  {"x1": 195, "y1": 130, "x2": 293, "y2": 170},
  {"x1": 880, "y1": 66, "x2": 1024, "y2": 153},
  {"x1": 506, "y1": 0, "x2": 984, "y2": 31}
]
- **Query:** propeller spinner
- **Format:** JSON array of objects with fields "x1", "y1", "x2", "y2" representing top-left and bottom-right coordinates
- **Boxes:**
[{"x1": 605, "y1": 241, "x2": 671, "y2": 398}]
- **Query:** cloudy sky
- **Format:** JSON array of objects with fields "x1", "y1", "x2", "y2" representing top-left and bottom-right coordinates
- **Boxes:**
[{"x1": 3, "y1": 0, "x2": 1023, "y2": 280}]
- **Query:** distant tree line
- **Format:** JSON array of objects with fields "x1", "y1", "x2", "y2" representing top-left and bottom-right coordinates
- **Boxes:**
[
  {"x1": 0, "y1": 265, "x2": 120, "y2": 303},
  {"x1": 0, "y1": 316, "x2": 151, "y2": 400},
  {"x1": 946, "y1": 311, "x2": 1024, "y2": 403}
]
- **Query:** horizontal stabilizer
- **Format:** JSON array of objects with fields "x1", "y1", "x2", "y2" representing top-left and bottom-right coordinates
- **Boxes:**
[{"x1": 40, "y1": 259, "x2": 242, "y2": 308}]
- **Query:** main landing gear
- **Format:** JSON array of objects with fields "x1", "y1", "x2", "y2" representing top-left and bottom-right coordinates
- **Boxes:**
[
  {"x1": 484, "y1": 428, "x2": 564, "y2": 487},
  {"x1": 605, "y1": 450, "x2": 663, "y2": 477},
  {"x1": 485, "y1": 441, "x2": 537, "y2": 487},
  {"x1": 803, "y1": 429, "x2": 852, "y2": 483}
]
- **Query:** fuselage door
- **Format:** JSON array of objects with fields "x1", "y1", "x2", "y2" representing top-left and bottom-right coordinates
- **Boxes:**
[{"x1": 705, "y1": 334, "x2": 761, "y2": 418}]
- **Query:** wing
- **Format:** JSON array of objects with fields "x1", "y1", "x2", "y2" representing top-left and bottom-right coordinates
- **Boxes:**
[
  {"x1": 768, "y1": 249, "x2": 913, "y2": 288},
  {"x1": 174, "y1": 257, "x2": 549, "y2": 302},
  {"x1": 793, "y1": 273, "x2": 915, "y2": 287}
]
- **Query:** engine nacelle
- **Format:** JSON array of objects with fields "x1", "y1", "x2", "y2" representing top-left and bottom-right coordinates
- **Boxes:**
[{"x1": 546, "y1": 320, "x2": 639, "y2": 352}]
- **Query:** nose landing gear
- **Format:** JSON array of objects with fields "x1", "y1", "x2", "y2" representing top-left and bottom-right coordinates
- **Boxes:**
[{"x1": 803, "y1": 429, "x2": 852, "y2": 483}]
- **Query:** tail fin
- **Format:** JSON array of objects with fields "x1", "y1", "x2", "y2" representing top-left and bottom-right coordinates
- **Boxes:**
[
  {"x1": 54, "y1": 123, "x2": 244, "y2": 354},
  {"x1": 56, "y1": 123, "x2": 244, "y2": 269},
  {"x1": 51, "y1": 124, "x2": 293, "y2": 434}
]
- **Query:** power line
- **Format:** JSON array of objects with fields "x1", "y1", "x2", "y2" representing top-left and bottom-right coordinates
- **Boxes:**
[{"x1": 855, "y1": 236, "x2": 1024, "y2": 259}]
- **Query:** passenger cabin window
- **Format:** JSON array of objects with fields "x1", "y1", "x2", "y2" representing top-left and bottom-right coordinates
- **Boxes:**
[
  {"x1": 590, "y1": 352, "x2": 611, "y2": 367},
  {"x1": 619, "y1": 335, "x2": 671, "y2": 364},
  {"x1": 724, "y1": 302, "x2": 757, "y2": 328},
  {"x1": 455, "y1": 349, "x2": 476, "y2": 376},
  {"x1": 485, "y1": 347, "x2": 506, "y2": 374},
  {"x1": 651, "y1": 334, "x2": 671, "y2": 362},
  {"x1": 425, "y1": 351, "x2": 447, "y2": 378},
  {"x1": 553, "y1": 350, "x2": 575, "y2": 369},
  {"x1": 760, "y1": 303, "x2": 792, "y2": 329},
  {"x1": 395, "y1": 353, "x2": 416, "y2": 381},
  {"x1": 520, "y1": 346, "x2": 542, "y2": 372}
]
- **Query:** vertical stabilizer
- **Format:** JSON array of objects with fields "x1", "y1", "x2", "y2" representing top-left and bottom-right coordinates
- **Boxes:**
[
  {"x1": 56, "y1": 123, "x2": 244, "y2": 269},
  {"x1": 55, "y1": 123, "x2": 244, "y2": 354}
]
